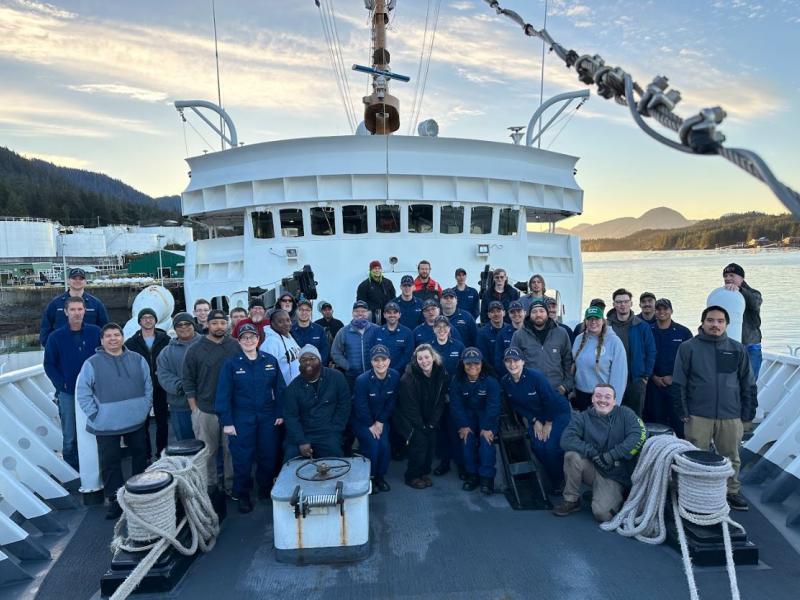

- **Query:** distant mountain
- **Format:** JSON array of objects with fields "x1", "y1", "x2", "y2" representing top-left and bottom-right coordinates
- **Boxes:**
[
  {"x1": 559, "y1": 207, "x2": 695, "y2": 239},
  {"x1": 582, "y1": 212, "x2": 800, "y2": 252},
  {"x1": 0, "y1": 147, "x2": 181, "y2": 226}
]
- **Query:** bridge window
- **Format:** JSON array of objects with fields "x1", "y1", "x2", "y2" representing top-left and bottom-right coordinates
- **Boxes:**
[
  {"x1": 440, "y1": 206, "x2": 464, "y2": 234},
  {"x1": 280, "y1": 208, "x2": 304, "y2": 237},
  {"x1": 251, "y1": 211, "x2": 275, "y2": 239},
  {"x1": 470, "y1": 206, "x2": 493, "y2": 234},
  {"x1": 310, "y1": 207, "x2": 336, "y2": 236},
  {"x1": 376, "y1": 205, "x2": 400, "y2": 233},
  {"x1": 499, "y1": 208, "x2": 519, "y2": 236},
  {"x1": 343, "y1": 205, "x2": 368, "y2": 234},
  {"x1": 408, "y1": 204, "x2": 433, "y2": 233}
]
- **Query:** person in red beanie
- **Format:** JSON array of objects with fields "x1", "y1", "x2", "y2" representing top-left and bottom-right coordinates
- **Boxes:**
[{"x1": 357, "y1": 260, "x2": 396, "y2": 325}]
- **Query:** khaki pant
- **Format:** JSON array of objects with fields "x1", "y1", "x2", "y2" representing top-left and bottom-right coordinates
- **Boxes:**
[
  {"x1": 684, "y1": 416, "x2": 743, "y2": 494},
  {"x1": 563, "y1": 451, "x2": 624, "y2": 522},
  {"x1": 191, "y1": 409, "x2": 234, "y2": 492}
]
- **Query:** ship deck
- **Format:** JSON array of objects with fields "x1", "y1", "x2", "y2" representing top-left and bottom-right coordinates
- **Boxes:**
[{"x1": 12, "y1": 461, "x2": 800, "y2": 600}]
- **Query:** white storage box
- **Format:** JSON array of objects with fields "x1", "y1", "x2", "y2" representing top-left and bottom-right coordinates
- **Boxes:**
[{"x1": 271, "y1": 456, "x2": 371, "y2": 564}]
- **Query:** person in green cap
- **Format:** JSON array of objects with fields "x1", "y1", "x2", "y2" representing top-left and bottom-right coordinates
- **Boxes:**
[{"x1": 571, "y1": 306, "x2": 628, "y2": 411}]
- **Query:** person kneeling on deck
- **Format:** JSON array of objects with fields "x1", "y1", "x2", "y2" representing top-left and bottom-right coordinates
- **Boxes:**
[
  {"x1": 352, "y1": 345, "x2": 399, "y2": 493},
  {"x1": 283, "y1": 345, "x2": 351, "y2": 459},
  {"x1": 76, "y1": 323, "x2": 152, "y2": 519},
  {"x1": 501, "y1": 347, "x2": 571, "y2": 490},
  {"x1": 216, "y1": 324, "x2": 286, "y2": 514},
  {"x1": 450, "y1": 348, "x2": 501, "y2": 495},
  {"x1": 553, "y1": 383, "x2": 646, "y2": 521}
]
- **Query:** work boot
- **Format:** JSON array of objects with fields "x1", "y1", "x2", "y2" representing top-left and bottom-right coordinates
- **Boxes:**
[
  {"x1": 462, "y1": 476, "x2": 479, "y2": 492},
  {"x1": 422, "y1": 475, "x2": 433, "y2": 487},
  {"x1": 370, "y1": 477, "x2": 381, "y2": 494},
  {"x1": 552, "y1": 499, "x2": 582, "y2": 517},
  {"x1": 238, "y1": 494, "x2": 253, "y2": 514},
  {"x1": 375, "y1": 476, "x2": 391, "y2": 492},
  {"x1": 406, "y1": 478, "x2": 427, "y2": 490},
  {"x1": 479, "y1": 477, "x2": 494, "y2": 496},
  {"x1": 727, "y1": 493, "x2": 749, "y2": 511},
  {"x1": 105, "y1": 499, "x2": 123, "y2": 520},
  {"x1": 458, "y1": 464, "x2": 468, "y2": 481},
  {"x1": 433, "y1": 460, "x2": 451, "y2": 476}
]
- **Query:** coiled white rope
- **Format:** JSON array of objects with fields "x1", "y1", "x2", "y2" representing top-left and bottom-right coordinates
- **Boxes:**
[
  {"x1": 109, "y1": 449, "x2": 220, "y2": 600},
  {"x1": 600, "y1": 435, "x2": 743, "y2": 600}
]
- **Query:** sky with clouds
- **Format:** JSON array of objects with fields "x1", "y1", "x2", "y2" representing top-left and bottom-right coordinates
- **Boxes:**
[{"x1": 1, "y1": 0, "x2": 798, "y2": 224}]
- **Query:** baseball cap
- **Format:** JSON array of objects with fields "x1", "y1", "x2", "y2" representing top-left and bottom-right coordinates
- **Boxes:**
[
  {"x1": 370, "y1": 344, "x2": 390, "y2": 360},
  {"x1": 655, "y1": 298, "x2": 672, "y2": 310},
  {"x1": 68, "y1": 267, "x2": 87, "y2": 279},
  {"x1": 508, "y1": 301, "x2": 524, "y2": 312},
  {"x1": 589, "y1": 298, "x2": 606, "y2": 308},
  {"x1": 319, "y1": 301, "x2": 332, "y2": 311},
  {"x1": 296, "y1": 297, "x2": 313, "y2": 308},
  {"x1": 422, "y1": 299, "x2": 439, "y2": 310},
  {"x1": 585, "y1": 306, "x2": 604, "y2": 320},
  {"x1": 503, "y1": 347, "x2": 523, "y2": 361},
  {"x1": 488, "y1": 300, "x2": 503, "y2": 311},
  {"x1": 237, "y1": 323, "x2": 259, "y2": 339},
  {"x1": 384, "y1": 301, "x2": 400, "y2": 312},
  {"x1": 433, "y1": 315, "x2": 451, "y2": 327},
  {"x1": 400, "y1": 275, "x2": 414, "y2": 286},
  {"x1": 639, "y1": 291, "x2": 656, "y2": 302},
  {"x1": 455, "y1": 268, "x2": 467, "y2": 276},
  {"x1": 208, "y1": 309, "x2": 227, "y2": 322},
  {"x1": 353, "y1": 300, "x2": 369, "y2": 310},
  {"x1": 441, "y1": 288, "x2": 456, "y2": 298},
  {"x1": 462, "y1": 347, "x2": 483, "y2": 364}
]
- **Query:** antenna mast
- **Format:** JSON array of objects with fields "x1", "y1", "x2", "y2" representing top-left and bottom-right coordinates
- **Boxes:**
[
  {"x1": 211, "y1": 0, "x2": 224, "y2": 150},
  {"x1": 363, "y1": 0, "x2": 400, "y2": 135}
]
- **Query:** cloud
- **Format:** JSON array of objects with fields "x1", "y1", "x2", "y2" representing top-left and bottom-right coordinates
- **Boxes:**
[
  {"x1": 448, "y1": 1, "x2": 473, "y2": 10},
  {"x1": 11, "y1": 0, "x2": 75, "y2": 19},
  {"x1": 68, "y1": 83, "x2": 168, "y2": 103},
  {"x1": 20, "y1": 151, "x2": 90, "y2": 168},
  {"x1": 565, "y1": 5, "x2": 592, "y2": 17}
]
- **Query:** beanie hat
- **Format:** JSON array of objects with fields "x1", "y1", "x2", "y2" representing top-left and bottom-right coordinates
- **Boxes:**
[
  {"x1": 138, "y1": 308, "x2": 157, "y2": 323},
  {"x1": 299, "y1": 344, "x2": 321, "y2": 360},
  {"x1": 369, "y1": 260, "x2": 382, "y2": 270},
  {"x1": 723, "y1": 263, "x2": 745, "y2": 278},
  {"x1": 172, "y1": 312, "x2": 194, "y2": 328}
]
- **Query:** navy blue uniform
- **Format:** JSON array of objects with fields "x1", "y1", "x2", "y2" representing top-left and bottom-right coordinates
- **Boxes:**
[
  {"x1": 450, "y1": 374, "x2": 501, "y2": 478},
  {"x1": 430, "y1": 337, "x2": 465, "y2": 466},
  {"x1": 453, "y1": 286, "x2": 480, "y2": 319},
  {"x1": 39, "y1": 291, "x2": 108, "y2": 346},
  {"x1": 645, "y1": 321, "x2": 693, "y2": 434},
  {"x1": 373, "y1": 324, "x2": 414, "y2": 375},
  {"x1": 352, "y1": 368, "x2": 400, "y2": 476},
  {"x1": 501, "y1": 368, "x2": 571, "y2": 482},
  {"x1": 493, "y1": 324, "x2": 517, "y2": 377},
  {"x1": 291, "y1": 321, "x2": 330, "y2": 365},
  {"x1": 445, "y1": 309, "x2": 478, "y2": 348},
  {"x1": 413, "y1": 322, "x2": 463, "y2": 347},
  {"x1": 477, "y1": 323, "x2": 505, "y2": 370},
  {"x1": 394, "y1": 296, "x2": 423, "y2": 330},
  {"x1": 215, "y1": 350, "x2": 286, "y2": 496},
  {"x1": 430, "y1": 338, "x2": 465, "y2": 380}
]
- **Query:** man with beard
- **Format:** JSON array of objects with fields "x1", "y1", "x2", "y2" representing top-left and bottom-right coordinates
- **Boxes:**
[
  {"x1": 413, "y1": 260, "x2": 443, "y2": 303},
  {"x1": 510, "y1": 300, "x2": 573, "y2": 398},
  {"x1": 232, "y1": 298, "x2": 269, "y2": 343},
  {"x1": 283, "y1": 345, "x2": 351, "y2": 459},
  {"x1": 291, "y1": 298, "x2": 330, "y2": 365},
  {"x1": 637, "y1": 292, "x2": 657, "y2": 325},
  {"x1": 314, "y1": 301, "x2": 344, "y2": 359},
  {"x1": 182, "y1": 309, "x2": 240, "y2": 495}
]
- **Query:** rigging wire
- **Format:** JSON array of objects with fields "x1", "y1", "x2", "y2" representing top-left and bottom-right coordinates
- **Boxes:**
[
  {"x1": 211, "y1": 0, "x2": 225, "y2": 150},
  {"x1": 407, "y1": 0, "x2": 432, "y2": 134},
  {"x1": 536, "y1": 0, "x2": 548, "y2": 148},
  {"x1": 326, "y1": 0, "x2": 358, "y2": 127},
  {"x1": 317, "y1": 1, "x2": 357, "y2": 131},
  {"x1": 481, "y1": 0, "x2": 800, "y2": 218},
  {"x1": 409, "y1": 0, "x2": 442, "y2": 133},
  {"x1": 185, "y1": 117, "x2": 216, "y2": 152},
  {"x1": 546, "y1": 98, "x2": 585, "y2": 150}
]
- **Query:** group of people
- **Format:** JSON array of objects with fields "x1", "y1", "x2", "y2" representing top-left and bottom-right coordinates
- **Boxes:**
[{"x1": 41, "y1": 259, "x2": 761, "y2": 522}]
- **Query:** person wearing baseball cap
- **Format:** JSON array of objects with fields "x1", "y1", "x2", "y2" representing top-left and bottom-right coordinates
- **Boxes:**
[
  {"x1": 156, "y1": 312, "x2": 200, "y2": 442},
  {"x1": 394, "y1": 274, "x2": 424, "y2": 330},
  {"x1": 453, "y1": 268, "x2": 480, "y2": 319},
  {"x1": 412, "y1": 299, "x2": 464, "y2": 347},
  {"x1": 356, "y1": 260, "x2": 396, "y2": 325},
  {"x1": 574, "y1": 298, "x2": 607, "y2": 337},
  {"x1": 330, "y1": 300, "x2": 380, "y2": 391},
  {"x1": 637, "y1": 292, "x2": 657, "y2": 325},
  {"x1": 722, "y1": 262, "x2": 763, "y2": 378},
  {"x1": 479, "y1": 267, "x2": 520, "y2": 325},
  {"x1": 571, "y1": 305, "x2": 628, "y2": 412},
  {"x1": 291, "y1": 298, "x2": 330, "y2": 365},
  {"x1": 449, "y1": 347, "x2": 501, "y2": 494},
  {"x1": 493, "y1": 300, "x2": 525, "y2": 378},
  {"x1": 352, "y1": 344, "x2": 401, "y2": 493},
  {"x1": 476, "y1": 300, "x2": 507, "y2": 373},
  {"x1": 500, "y1": 343, "x2": 571, "y2": 490},
  {"x1": 644, "y1": 298, "x2": 693, "y2": 435},
  {"x1": 39, "y1": 266, "x2": 109, "y2": 346},
  {"x1": 124, "y1": 307, "x2": 171, "y2": 458},
  {"x1": 441, "y1": 288, "x2": 478, "y2": 347},
  {"x1": 314, "y1": 301, "x2": 344, "y2": 354},
  {"x1": 373, "y1": 301, "x2": 414, "y2": 375},
  {"x1": 215, "y1": 322, "x2": 286, "y2": 513}
]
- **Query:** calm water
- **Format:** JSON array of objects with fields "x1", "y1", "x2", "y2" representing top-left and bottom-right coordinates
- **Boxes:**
[
  {"x1": 582, "y1": 248, "x2": 800, "y2": 354},
  {"x1": 2, "y1": 248, "x2": 798, "y2": 372}
]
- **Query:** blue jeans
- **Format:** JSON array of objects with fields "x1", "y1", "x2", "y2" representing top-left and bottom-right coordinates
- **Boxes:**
[
  {"x1": 529, "y1": 412, "x2": 571, "y2": 483},
  {"x1": 57, "y1": 392, "x2": 79, "y2": 471},
  {"x1": 747, "y1": 344, "x2": 762, "y2": 381},
  {"x1": 354, "y1": 422, "x2": 391, "y2": 477},
  {"x1": 170, "y1": 408, "x2": 195, "y2": 442}
]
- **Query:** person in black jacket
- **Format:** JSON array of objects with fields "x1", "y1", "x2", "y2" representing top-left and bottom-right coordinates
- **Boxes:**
[
  {"x1": 356, "y1": 260, "x2": 396, "y2": 324},
  {"x1": 394, "y1": 344, "x2": 449, "y2": 489},
  {"x1": 480, "y1": 267, "x2": 520, "y2": 324},
  {"x1": 125, "y1": 308, "x2": 171, "y2": 457}
]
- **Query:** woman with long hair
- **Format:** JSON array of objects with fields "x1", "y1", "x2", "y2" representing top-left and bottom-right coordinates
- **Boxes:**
[
  {"x1": 571, "y1": 306, "x2": 628, "y2": 411},
  {"x1": 394, "y1": 344, "x2": 449, "y2": 489}
]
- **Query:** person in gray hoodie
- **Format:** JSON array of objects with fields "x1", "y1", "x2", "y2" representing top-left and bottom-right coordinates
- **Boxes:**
[
  {"x1": 672, "y1": 305, "x2": 756, "y2": 511},
  {"x1": 156, "y1": 312, "x2": 199, "y2": 441},
  {"x1": 510, "y1": 300, "x2": 574, "y2": 396},
  {"x1": 76, "y1": 323, "x2": 152, "y2": 518}
]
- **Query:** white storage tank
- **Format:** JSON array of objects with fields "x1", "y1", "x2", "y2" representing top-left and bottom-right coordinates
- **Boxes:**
[
  {"x1": 0, "y1": 218, "x2": 57, "y2": 257},
  {"x1": 707, "y1": 287, "x2": 745, "y2": 342},
  {"x1": 271, "y1": 456, "x2": 371, "y2": 564}
]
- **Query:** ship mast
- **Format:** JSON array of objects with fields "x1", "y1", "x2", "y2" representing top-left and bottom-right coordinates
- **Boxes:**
[{"x1": 363, "y1": 0, "x2": 400, "y2": 135}]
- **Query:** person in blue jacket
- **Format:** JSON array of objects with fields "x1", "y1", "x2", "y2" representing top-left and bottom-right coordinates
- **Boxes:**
[
  {"x1": 413, "y1": 300, "x2": 463, "y2": 347},
  {"x1": 430, "y1": 316, "x2": 466, "y2": 478},
  {"x1": 477, "y1": 301, "x2": 506, "y2": 367},
  {"x1": 373, "y1": 302, "x2": 414, "y2": 374},
  {"x1": 493, "y1": 300, "x2": 525, "y2": 377},
  {"x1": 450, "y1": 348, "x2": 501, "y2": 495},
  {"x1": 291, "y1": 298, "x2": 330, "y2": 365},
  {"x1": 352, "y1": 345, "x2": 399, "y2": 493},
  {"x1": 394, "y1": 275, "x2": 424, "y2": 330},
  {"x1": 501, "y1": 347, "x2": 572, "y2": 487},
  {"x1": 645, "y1": 298, "x2": 693, "y2": 436},
  {"x1": 453, "y1": 268, "x2": 480, "y2": 319},
  {"x1": 441, "y1": 288, "x2": 478, "y2": 347},
  {"x1": 40, "y1": 267, "x2": 108, "y2": 346},
  {"x1": 216, "y1": 324, "x2": 286, "y2": 513}
]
